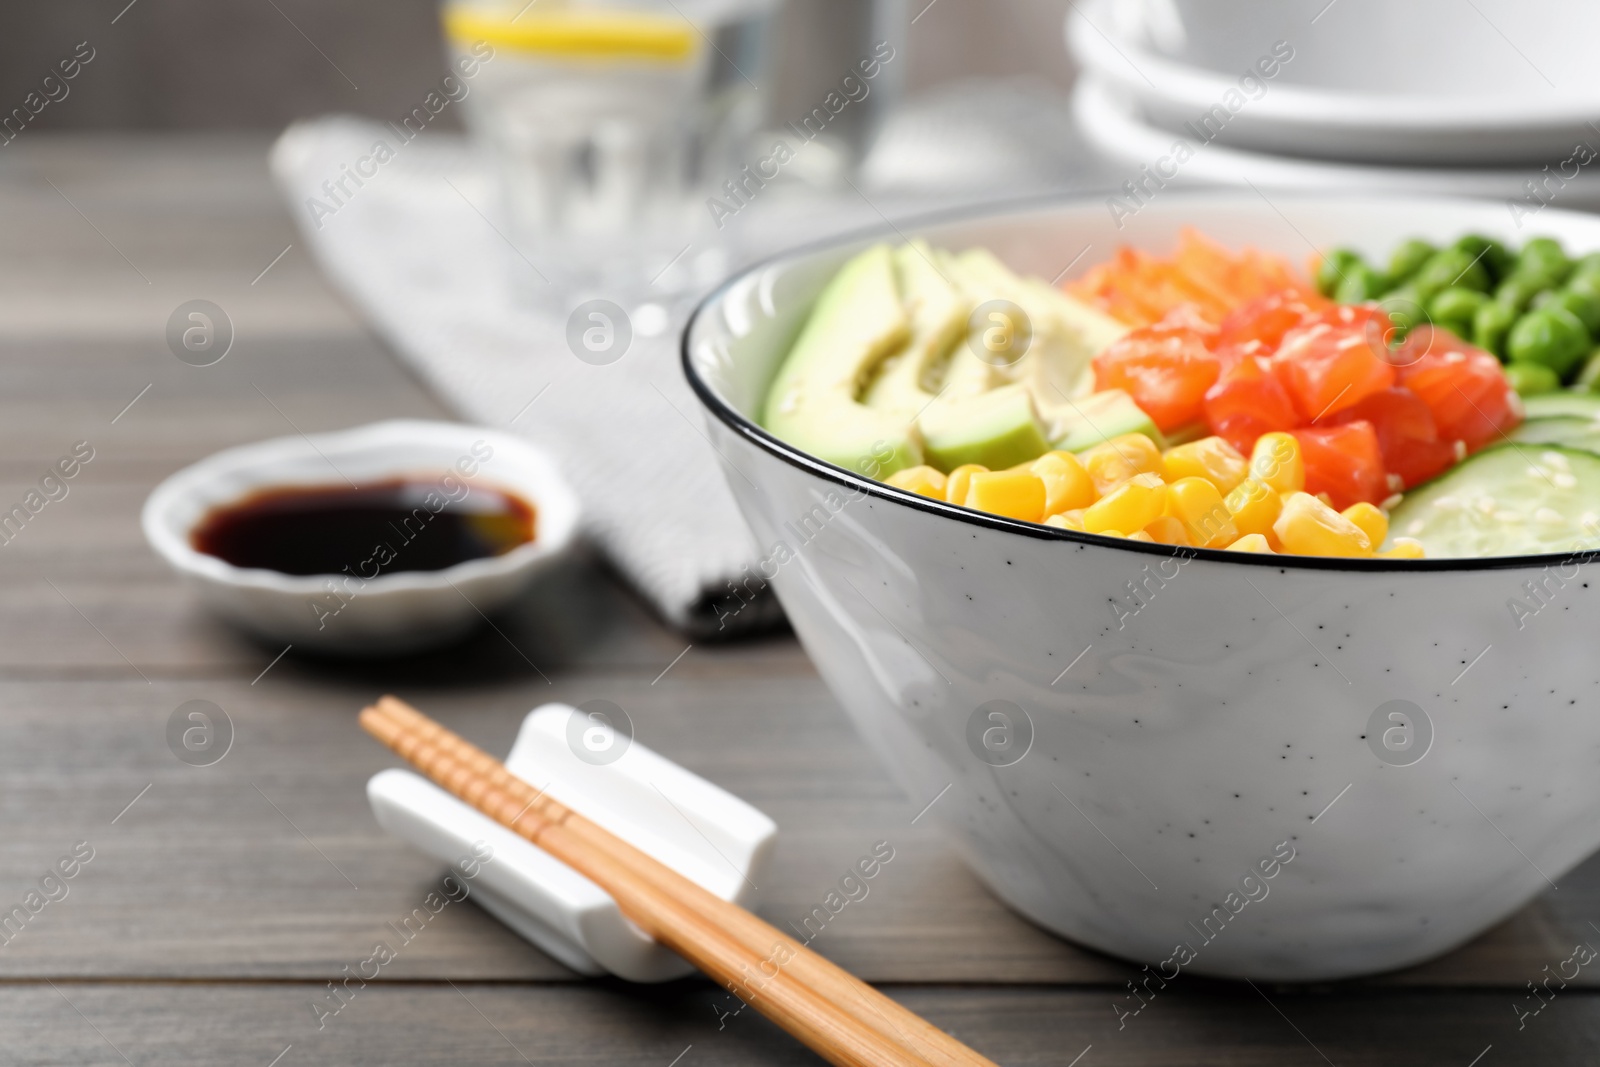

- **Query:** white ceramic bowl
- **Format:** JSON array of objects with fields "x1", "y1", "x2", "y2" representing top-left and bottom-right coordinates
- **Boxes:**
[
  {"x1": 684, "y1": 192, "x2": 1600, "y2": 980},
  {"x1": 1072, "y1": 78, "x2": 1600, "y2": 210},
  {"x1": 1067, "y1": 0, "x2": 1600, "y2": 165},
  {"x1": 142, "y1": 419, "x2": 580, "y2": 655}
]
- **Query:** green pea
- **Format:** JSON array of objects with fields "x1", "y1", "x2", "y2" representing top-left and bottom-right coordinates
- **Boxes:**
[
  {"x1": 1428, "y1": 287, "x2": 1489, "y2": 341},
  {"x1": 1413, "y1": 247, "x2": 1491, "y2": 302},
  {"x1": 1504, "y1": 361, "x2": 1561, "y2": 397},
  {"x1": 1495, "y1": 273, "x2": 1547, "y2": 311},
  {"x1": 1516, "y1": 236, "x2": 1572, "y2": 289},
  {"x1": 1537, "y1": 287, "x2": 1600, "y2": 334},
  {"x1": 1574, "y1": 348, "x2": 1600, "y2": 392},
  {"x1": 1378, "y1": 286, "x2": 1425, "y2": 340},
  {"x1": 1473, "y1": 299, "x2": 1518, "y2": 359},
  {"x1": 1315, "y1": 248, "x2": 1363, "y2": 298},
  {"x1": 1569, "y1": 268, "x2": 1600, "y2": 301},
  {"x1": 1333, "y1": 264, "x2": 1390, "y2": 303},
  {"x1": 1453, "y1": 234, "x2": 1515, "y2": 282},
  {"x1": 1507, "y1": 306, "x2": 1591, "y2": 377},
  {"x1": 1572, "y1": 251, "x2": 1600, "y2": 278},
  {"x1": 1386, "y1": 239, "x2": 1436, "y2": 283}
]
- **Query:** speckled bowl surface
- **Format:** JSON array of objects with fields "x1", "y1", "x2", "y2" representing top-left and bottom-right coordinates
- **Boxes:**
[{"x1": 683, "y1": 192, "x2": 1600, "y2": 980}]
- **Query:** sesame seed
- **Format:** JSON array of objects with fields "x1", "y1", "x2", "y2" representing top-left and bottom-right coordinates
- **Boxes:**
[
  {"x1": 1494, "y1": 510, "x2": 1524, "y2": 523},
  {"x1": 1556, "y1": 472, "x2": 1578, "y2": 489},
  {"x1": 1536, "y1": 507, "x2": 1565, "y2": 525},
  {"x1": 1407, "y1": 519, "x2": 1426, "y2": 535},
  {"x1": 1433, "y1": 496, "x2": 1461, "y2": 511},
  {"x1": 1543, "y1": 451, "x2": 1571, "y2": 472}
]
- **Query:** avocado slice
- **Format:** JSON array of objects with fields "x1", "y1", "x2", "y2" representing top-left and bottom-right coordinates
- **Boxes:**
[
  {"x1": 936, "y1": 248, "x2": 1139, "y2": 449},
  {"x1": 763, "y1": 244, "x2": 921, "y2": 476},
  {"x1": 861, "y1": 243, "x2": 971, "y2": 416},
  {"x1": 920, "y1": 383, "x2": 1051, "y2": 470},
  {"x1": 862, "y1": 244, "x2": 1047, "y2": 471},
  {"x1": 763, "y1": 241, "x2": 1150, "y2": 478},
  {"x1": 1054, "y1": 388, "x2": 1165, "y2": 452}
]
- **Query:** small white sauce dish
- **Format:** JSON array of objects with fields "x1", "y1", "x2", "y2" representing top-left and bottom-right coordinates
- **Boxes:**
[{"x1": 142, "y1": 419, "x2": 580, "y2": 655}]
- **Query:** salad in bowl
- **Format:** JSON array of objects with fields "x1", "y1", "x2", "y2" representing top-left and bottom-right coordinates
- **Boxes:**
[
  {"x1": 684, "y1": 193, "x2": 1600, "y2": 980},
  {"x1": 762, "y1": 223, "x2": 1600, "y2": 562}
]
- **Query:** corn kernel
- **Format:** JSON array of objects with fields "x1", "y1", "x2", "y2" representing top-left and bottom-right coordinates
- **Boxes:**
[
  {"x1": 1029, "y1": 451, "x2": 1097, "y2": 515},
  {"x1": 1342, "y1": 501, "x2": 1388, "y2": 546},
  {"x1": 1225, "y1": 533, "x2": 1274, "y2": 553},
  {"x1": 1143, "y1": 515, "x2": 1192, "y2": 546},
  {"x1": 965, "y1": 469, "x2": 1047, "y2": 523},
  {"x1": 1225, "y1": 478, "x2": 1282, "y2": 539},
  {"x1": 1126, "y1": 530, "x2": 1156, "y2": 543},
  {"x1": 1079, "y1": 433, "x2": 1164, "y2": 494},
  {"x1": 1044, "y1": 511, "x2": 1086, "y2": 531},
  {"x1": 1250, "y1": 432, "x2": 1304, "y2": 494},
  {"x1": 944, "y1": 464, "x2": 987, "y2": 505},
  {"x1": 1378, "y1": 537, "x2": 1426, "y2": 559},
  {"x1": 1163, "y1": 436, "x2": 1248, "y2": 495},
  {"x1": 1083, "y1": 472, "x2": 1166, "y2": 534},
  {"x1": 1273, "y1": 492, "x2": 1373, "y2": 557},
  {"x1": 1050, "y1": 508, "x2": 1087, "y2": 531},
  {"x1": 886, "y1": 465, "x2": 947, "y2": 499},
  {"x1": 1165, "y1": 476, "x2": 1240, "y2": 548}
]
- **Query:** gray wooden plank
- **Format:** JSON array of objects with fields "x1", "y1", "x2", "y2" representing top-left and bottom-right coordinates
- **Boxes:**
[
  {"x1": 0, "y1": 554, "x2": 772, "y2": 676},
  {"x1": 0, "y1": 982, "x2": 1567, "y2": 1067},
  {"x1": 2, "y1": 671, "x2": 1598, "y2": 987},
  {"x1": 0, "y1": 674, "x2": 1095, "y2": 983}
]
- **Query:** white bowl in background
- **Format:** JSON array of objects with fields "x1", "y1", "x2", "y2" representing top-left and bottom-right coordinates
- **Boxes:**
[
  {"x1": 142, "y1": 419, "x2": 580, "y2": 655},
  {"x1": 1067, "y1": 0, "x2": 1600, "y2": 165},
  {"x1": 1073, "y1": 77, "x2": 1600, "y2": 210},
  {"x1": 684, "y1": 192, "x2": 1600, "y2": 980}
]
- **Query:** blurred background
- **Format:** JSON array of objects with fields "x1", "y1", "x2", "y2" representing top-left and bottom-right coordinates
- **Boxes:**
[{"x1": 0, "y1": 0, "x2": 1076, "y2": 130}]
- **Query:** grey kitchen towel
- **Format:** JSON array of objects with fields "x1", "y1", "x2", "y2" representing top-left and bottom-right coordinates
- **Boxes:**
[
  {"x1": 266, "y1": 88, "x2": 1098, "y2": 635},
  {"x1": 270, "y1": 116, "x2": 798, "y2": 637}
]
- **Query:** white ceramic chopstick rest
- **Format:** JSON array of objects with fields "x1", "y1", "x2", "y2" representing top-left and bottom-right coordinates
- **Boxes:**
[{"x1": 366, "y1": 703, "x2": 777, "y2": 981}]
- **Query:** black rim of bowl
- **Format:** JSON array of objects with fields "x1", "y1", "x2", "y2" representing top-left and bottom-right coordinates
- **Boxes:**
[{"x1": 681, "y1": 189, "x2": 1593, "y2": 574}]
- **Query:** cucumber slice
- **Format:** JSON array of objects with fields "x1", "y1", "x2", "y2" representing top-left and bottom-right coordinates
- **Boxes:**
[
  {"x1": 1522, "y1": 392, "x2": 1600, "y2": 419},
  {"x1": 1389, "y1": 444, "x2": 1600, "y2": 557},
  {"x1": 1510, "y1": 415, "x2": 1600, "y2": 453}
]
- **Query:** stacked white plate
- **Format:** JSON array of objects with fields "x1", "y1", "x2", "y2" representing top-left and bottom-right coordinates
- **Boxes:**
[{"x1": 1067, "y1": 0, "x2": 1600, "y2": 207}]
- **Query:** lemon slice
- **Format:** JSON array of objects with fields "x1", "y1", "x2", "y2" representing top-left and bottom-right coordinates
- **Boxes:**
[{"x1": 443, "y1": 6, "x2": 697, "y2": 61}]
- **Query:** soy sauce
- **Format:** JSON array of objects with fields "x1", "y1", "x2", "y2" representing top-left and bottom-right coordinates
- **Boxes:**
[{"x1": 191, "y1": 478, "x2": 537, "y2": 577}]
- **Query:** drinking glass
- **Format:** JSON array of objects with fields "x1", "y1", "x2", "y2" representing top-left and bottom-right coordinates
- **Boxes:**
[{"x1": 443, "y1": 0, "x2": 778, "y2": 307}]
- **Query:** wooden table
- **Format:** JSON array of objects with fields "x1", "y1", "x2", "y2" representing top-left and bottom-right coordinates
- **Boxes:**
[{"x1": 3, "y1": 135, "x2": 1599, "y2": 1066}]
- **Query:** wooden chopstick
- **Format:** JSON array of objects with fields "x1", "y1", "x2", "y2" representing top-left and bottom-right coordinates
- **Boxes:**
[
  {"x1": 360, "y1": 702, "x2": 926, "y2": 1067},
  {"x1": 371, "y1": 696, "x2": 990, "y2": 1067},
  {"x1": 362, "y1": 696, "x2": 999, "y2": 1067}
]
